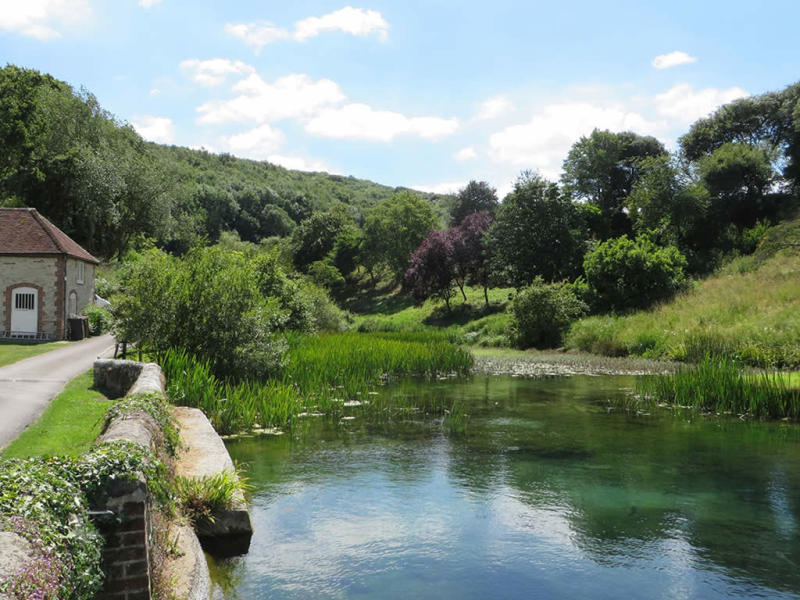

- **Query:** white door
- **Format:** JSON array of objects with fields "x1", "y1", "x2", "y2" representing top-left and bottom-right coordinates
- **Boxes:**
[{"x1": 11, "y1": 287, "x2": 37, "y2": 333}]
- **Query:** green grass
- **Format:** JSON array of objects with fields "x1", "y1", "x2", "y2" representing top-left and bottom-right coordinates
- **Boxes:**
[
  {"x1": 348, "y1": 284, "x2": 513, "y2": 346},
  {"x1": 633, "y1": 357, "x2": 800, "y2": 419},
  {"x1": 566, "y1": 219, "x2": 800, "y2": 367},
  {"x1": 2, "y1": 370, "x2": 115, "y2": 459},
  {"x1": 0, "y1": 340, "x2": 67, "y2": 368}
]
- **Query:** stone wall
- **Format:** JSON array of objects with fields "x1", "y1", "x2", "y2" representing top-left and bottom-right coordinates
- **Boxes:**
[
  {"x1": 65, "y1": 257, "x2": 95, "y2": 317},
  {"x1": 93, "y1": 479, "x2": 154, "y2": 600},
  {"x1": 0, "y1": 255, "x2": 60, "y2": 338},
  {"x1": 93, "y1": 359, "x2": 211, "y2": 600}
]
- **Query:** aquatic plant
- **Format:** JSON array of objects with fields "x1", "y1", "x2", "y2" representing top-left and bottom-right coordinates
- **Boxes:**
[
  {"x1": 635, "y1": 356, "x2": 800, "y2": 419},
  {"x1": 160, "y1": 332, "x2": 474, "y2": 434}
]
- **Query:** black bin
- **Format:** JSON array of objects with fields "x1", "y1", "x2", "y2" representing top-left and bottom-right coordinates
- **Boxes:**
[{"x1": 68, "y1": 316, "x2": 90, "y2": 340}]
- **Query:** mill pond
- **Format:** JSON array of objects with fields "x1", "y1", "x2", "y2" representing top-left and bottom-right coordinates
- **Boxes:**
[{"x1": 211, "y1": 374, "x2": 800, "y2": 599}]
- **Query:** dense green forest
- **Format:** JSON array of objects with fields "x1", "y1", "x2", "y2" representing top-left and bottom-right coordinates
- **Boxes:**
[{"x1": 0, "y1": 65, "x2": 451, "y2": 258}]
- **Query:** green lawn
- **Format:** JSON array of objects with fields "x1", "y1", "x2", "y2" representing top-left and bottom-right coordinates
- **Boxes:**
[
  {"x1": 347, "y1": 284, "x2": 513, "y2": 346},
  {"x1": 0, "y1": 340, "x2": 67, "y2": 368},
  {"x1": 2, "y1": 370, "x2": 114, "y2": 459}
]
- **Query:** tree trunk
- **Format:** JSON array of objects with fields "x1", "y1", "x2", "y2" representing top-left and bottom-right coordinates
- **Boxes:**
[{"x1": 484, "y1": 285, "x2": 489, "y2": 309}]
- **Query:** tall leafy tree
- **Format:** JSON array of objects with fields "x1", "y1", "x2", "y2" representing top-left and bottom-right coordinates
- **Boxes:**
[
  {"x1": 490, "y1": 172, "x2": 587, "y2": 287},
  {"x1": 362, "y1": 191, "x2": 439, "y2": 282},
  {"x1": 562, "y1": 129, "x2": 666, "y2": 239},
  {"x1": 291, "y1": 205, "x2": 354, "y2": 270},
  {"x1": 449, "y1": 180, "x2": 499, "y2": 226},
  {"x1": 403, "y1": 230, "x2": 456, "y2": 309},
  {"x1": 451, "y1": 211, "x2": 493, "y2": 306}
]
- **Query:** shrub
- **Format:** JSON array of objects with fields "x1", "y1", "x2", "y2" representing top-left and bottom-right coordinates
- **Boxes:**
[
  {"x1": 507, "y1": 278, "x2": 588, "y2": 349},
  {"x1": 583, "y1": 235, "x2": 687, "y2": 312},
  {"x1": 81, "y1": 305, "x2": 112, "y2": 336},
  {"x1": 115, "y1": 247, "x2": 287, "y2": 379}
]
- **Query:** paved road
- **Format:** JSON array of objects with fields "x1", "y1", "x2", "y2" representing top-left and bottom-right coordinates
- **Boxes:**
[{"x1": 0, "y1": 333, "x2": 115, "y2": 449}]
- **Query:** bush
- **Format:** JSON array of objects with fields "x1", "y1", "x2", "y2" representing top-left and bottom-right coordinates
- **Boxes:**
[
  {"x1": 81, "y1": 305, "x2": 112, "y2": 336},
  {"x1": 507, "y1": 278, "x2": 587, "y2": 349},
  {"x1": 583, "y1": 235, "x2": 687, "y2": 312},
  {"x1": 115, "y1": 247, "x2": 288, "y2": 379}
]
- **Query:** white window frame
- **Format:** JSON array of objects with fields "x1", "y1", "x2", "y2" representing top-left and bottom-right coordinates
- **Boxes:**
[{"x1": 77, "y1": 261, "x2": 85, "y2": 285}]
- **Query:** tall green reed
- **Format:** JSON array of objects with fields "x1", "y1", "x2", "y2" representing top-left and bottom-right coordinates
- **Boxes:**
[
  {"x1": 635, "y1": 356, "x2": 800, "y2": 419},
  {"x1": 159, "y1": 332, "x2": 474, "y2": 435}
]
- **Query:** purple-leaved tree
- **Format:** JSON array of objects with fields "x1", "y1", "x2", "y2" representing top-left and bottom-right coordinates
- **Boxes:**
[{"x1": 404, "y1": 211, "x2": 494, "y2": 310}]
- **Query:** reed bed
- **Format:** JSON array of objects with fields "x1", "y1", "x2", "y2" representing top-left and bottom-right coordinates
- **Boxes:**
[
  {"x1": 159, "y1": 332, "x2": 474, "y2": 434},
  {"x1": 634, "y1": 356, "x2": 800, "y2": 419}
]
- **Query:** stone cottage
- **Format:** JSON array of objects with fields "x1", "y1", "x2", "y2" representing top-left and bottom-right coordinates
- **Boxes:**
[{"x1": 0, "y1": 208, "x2": 99, "y2": 340}]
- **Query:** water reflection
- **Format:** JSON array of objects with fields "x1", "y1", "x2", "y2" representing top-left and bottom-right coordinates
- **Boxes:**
[{"x1": 220, "y1": 375, "x2": 800, "y2": 599}]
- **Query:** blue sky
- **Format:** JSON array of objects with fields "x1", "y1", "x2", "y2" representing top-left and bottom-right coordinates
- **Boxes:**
[{"x1": 1, "y1": 1, "x2": 799, "y2": 197}]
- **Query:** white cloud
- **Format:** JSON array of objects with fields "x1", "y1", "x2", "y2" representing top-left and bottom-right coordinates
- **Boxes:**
[
  {"x1": 488, "y1": 102, "x2": 664, "y2": 179},
  {"x1": 267, "y1": 154, "x2": 333, "y2": 173},
  {"x1": 652, "y1": 51, "x2": 697, "y2": 69},
  {"x1": 0, "y1": 0, "x2": 90, "y2": 39},
  {"x1": 225, "y1": 7, "x2": 388, "y2": 52},
  {"x1": 138, "y1": 0, "x2": 162, "y2": 7},
  {"x1": 196, "y1": 73, "x2": 346, "y2": 124},
  {"x1": 149, "y1": 88, "x2": 160, "y2": 96},
  {"x1": 180, "y1": 58, "x2": 255, "y2": 87},
  {"x1": 454, "y1": 146, "x2": 477, "y2": 161},
  {"x1": 294, "y1": 7, "x2": 388, "y2": 42},
  {"x1": 305, "y1": 103, "x2": 459, "y2": 142},
  {"x1": 223, "y1": 124, "x2": 285, "y2": 159},
  {"x1": 223, "y1": 22, "x2": 289, "y2": 53},
  {"x1": 132, "y1": 115, "x2": 175, "y2": 144},
  {"x1": 654, "y1": 83, "x2": 748, "y2": 126},
  {"x1": 410, "y1": 181, "x2": 467, "y2": 195},
  {"x1": 475, "y1": 96, "x2": 512, "y2": 121}
]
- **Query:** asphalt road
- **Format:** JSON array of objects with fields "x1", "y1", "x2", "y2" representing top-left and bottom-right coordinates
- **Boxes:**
[{"x1": 0, "y1": 333, "x2": 115, "y2": 450}]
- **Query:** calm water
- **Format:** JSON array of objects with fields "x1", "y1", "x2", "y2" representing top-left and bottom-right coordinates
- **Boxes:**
[{"x1": 216, "y1": 375, "x2": 800, "y2": 599}]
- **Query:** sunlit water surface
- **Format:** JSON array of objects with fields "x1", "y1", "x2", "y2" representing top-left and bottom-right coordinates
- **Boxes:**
[{"x1": 215, "y1": 375, "x2": 800, "y2": 599}]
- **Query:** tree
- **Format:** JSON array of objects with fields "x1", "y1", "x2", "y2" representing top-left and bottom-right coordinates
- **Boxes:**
[
  {"x1": 562, "y1": 129, "x2": 667, "y2": 238},
  {"x1": 507, "y1": 278, "x2": 587, "y2": 349},
  {"x1": 490, "y1": 172, "x2": 587, "y2": 287},
  {"x1": 698, "y1": 142, "x2": 776, "y2": 229},
  {"x1": 583, "y1": 235, "x2": 687, "y2": 313},
  {"x1": 362, "y1": 191, "x2": 439, "y2": 282},
  {"x1": 449, "y1": 181, "x2": 499, "y2": 226},
  {"x1": 451, "y1": 211, "x2": 493, "y2": 306},
  {"x1": 115, "y1": 247, "x2": 287, "y2": 379},
  {"x1": 403, "y1": 230, "x2": 456, "y2": 309},
  {"x1": 291, "y1": 206, "x2": 353, "y2": 270},
  {"x1": 626, "y1": 155, "x2": 711, "y2": 270}
]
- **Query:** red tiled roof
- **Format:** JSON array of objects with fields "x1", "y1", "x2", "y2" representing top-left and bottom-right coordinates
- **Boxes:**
[{"x1": 0, "y1": 208, "x2": 100, "y2": 264}]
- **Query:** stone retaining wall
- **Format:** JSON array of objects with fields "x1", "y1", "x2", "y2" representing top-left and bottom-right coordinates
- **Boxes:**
[{"x1": 93, "y1": 359, "x2": 211, "y2": 600}]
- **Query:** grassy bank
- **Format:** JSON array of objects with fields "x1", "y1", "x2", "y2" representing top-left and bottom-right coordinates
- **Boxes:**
[
  {"x1": 0, "y1": 340, "x2": 66, "y2": 368},
  {"x1": 347, "y1": 284, "x2": 512, "y2": 346},
  {"x1": 566, "y1": 219, "x2": 800, "y2": 368},
  {"x1": 2, "y1": 371, "x2": 115, "y2": 459}
]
